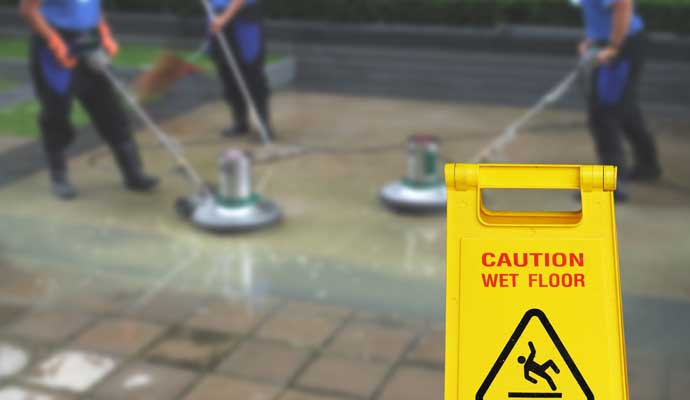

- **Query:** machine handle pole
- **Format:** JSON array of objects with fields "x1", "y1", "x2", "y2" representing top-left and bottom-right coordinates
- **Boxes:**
[
  {"x1": 200, "y1": 0, "x2": 273, "y2": 146},
  {"x1": 101, "y1": 67, "x2": 210, "y2": 195}
]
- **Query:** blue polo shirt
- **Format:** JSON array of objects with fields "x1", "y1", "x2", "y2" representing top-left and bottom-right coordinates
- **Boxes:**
[
  {"x1": 41, "y1": 0, "x2": 101, "y2": 31},
  {"x1": 578, "y1": 0, "x2": 644, "y2": 42},
  {"x1": 210, "y1": 0, "x2": 257, "y2": 12}
]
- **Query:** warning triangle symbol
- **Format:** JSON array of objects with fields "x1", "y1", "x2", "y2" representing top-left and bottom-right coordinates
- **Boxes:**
[{"x1": 476, "y1": 309, "x2": 594, "y2": 400}]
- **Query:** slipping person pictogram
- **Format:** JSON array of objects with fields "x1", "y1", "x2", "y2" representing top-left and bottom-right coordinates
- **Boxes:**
[
  {"x1": 518, "y1": 341, "x2": 561, "y2": 391},
  {"x1": 477, "y1": 310, "x2": 593, "y2": 399}
]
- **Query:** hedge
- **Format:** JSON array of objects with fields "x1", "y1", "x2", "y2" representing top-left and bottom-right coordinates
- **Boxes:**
[{"x1": 3, "y1": 0, "x2": 689, "y2": 34}]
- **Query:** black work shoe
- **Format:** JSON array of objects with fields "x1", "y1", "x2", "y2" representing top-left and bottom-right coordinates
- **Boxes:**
[
  {"x1": 113, "y1": 141, "x2": 160, "y2": 192},
  {"x1": 629, "y1": 165, "x2": 662, "y2": 182},
  {"x1": 51, "y1": 175, "x2": 78, "y2": 200},
  {"x1": 222, "y1": 123, "x2": 250, "y2": 137},
  {"x1": 125, "y1": 174, "x2": 159, "y2": 192}
]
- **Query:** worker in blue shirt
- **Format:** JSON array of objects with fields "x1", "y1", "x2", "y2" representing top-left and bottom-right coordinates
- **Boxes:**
[
  {"x1": 575, "y1": 0, "x2": 662, "y2": 200},
  {"x1": 20, "y1": 0, "x2": 158, "y2": 199},
  {"x1": 208, "y1": 0, "x2": 274, "y2": 139}
]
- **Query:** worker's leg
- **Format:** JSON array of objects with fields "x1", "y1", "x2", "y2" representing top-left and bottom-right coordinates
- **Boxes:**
[
  {"x1": 618, "y1": 34, "x2": 662, "y2": 181},
  {"x1": 232, "y1": 9, "x2": 273, "y2": 139},
  {"x1": 74, "y1": 65, "x2": 159, "y2": 191},
  {"x1": 210, "y1": 26, "x2": 249, "y2": 136},
  {"x1": 29, "y1": 35, "x2": 78, "y2": 199},
  {"x1": 588, "y1": 62, "x2": 630, "y2": 200}
]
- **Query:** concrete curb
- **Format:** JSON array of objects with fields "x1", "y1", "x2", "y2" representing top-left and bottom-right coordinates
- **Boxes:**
[{"x1": 265, "y1": 20, "x2": 690, "y2": 62}]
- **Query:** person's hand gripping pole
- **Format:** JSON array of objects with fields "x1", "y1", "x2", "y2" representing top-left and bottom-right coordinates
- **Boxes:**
[
  {"x1": 47, "y1": 33, "x2": 77, "y2": 68},
  {"x1": 99, "y1": 20, "x2": 119, "y2": 58},
  {"x1": 20, "y1": 0, "x2": 76, "y2": 68}
]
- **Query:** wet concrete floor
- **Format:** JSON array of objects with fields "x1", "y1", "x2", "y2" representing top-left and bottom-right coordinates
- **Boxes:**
[{"x1": 0, "y1": 91, "x2": 689, "y2": 399}]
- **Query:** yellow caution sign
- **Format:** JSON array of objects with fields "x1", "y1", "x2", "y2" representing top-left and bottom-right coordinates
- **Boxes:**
[{"x1": 444, "y1": 164, "x2": 628, "y2": 400}]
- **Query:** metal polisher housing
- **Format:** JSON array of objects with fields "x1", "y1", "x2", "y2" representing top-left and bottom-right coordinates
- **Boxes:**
[
  {"x1": 190, "y1": 193, "x2": 282, "y2": 233},
  {"x1": 180, "y1": 149, "x2": 282, "y2": 233},
  {"x1": 380, "y1": 134, "x2": 447, "y2": 213}
]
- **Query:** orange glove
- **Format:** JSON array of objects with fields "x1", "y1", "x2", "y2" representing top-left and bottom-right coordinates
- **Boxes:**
[
  {"x1": 47, "y1": 33, "x2": 76, "y2": 69},
  {"x1": 99, "y1": 21, "x2": 119, "y2": 57}
]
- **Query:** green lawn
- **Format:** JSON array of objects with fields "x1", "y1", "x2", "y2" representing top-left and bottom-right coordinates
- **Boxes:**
[
  {"x1": 0, "y1": 79, "x2": 16, "y2": 91},
  {"x1": 0, "y1": 100, "x2": 90, "y2": 138},
  {"x1": 0, "y1": 38, "x2": 26, "y2": 60},
  {"x1": 0, "y1": 38, "x2": 283, "y2": 138}
]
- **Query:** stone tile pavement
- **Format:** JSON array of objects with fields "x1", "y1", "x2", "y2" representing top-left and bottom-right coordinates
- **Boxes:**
[
  {"x1": 0, "y1": 286, "x2": 684, "y2": 400},
  {"x1": 0, "y1": 288, "x2": 445, "y2": 400}
]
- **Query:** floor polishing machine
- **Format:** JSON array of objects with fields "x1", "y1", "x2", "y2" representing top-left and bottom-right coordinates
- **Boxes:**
[{"x1": 79, "y1": 31, "x2": 281, "y2": 232}]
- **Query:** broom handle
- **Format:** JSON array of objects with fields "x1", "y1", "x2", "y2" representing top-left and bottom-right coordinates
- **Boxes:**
[
  {"x1": 201, "y1": 0, "x2": 272, "y2": 146},
  {"x1": 101, "y1": 67, "x2": 209, "y2": 194}
]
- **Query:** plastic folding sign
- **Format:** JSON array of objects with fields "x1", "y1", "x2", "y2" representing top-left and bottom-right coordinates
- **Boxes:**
[{"x1": 444, "y1": 164, "x2": 628, "y2": 400}]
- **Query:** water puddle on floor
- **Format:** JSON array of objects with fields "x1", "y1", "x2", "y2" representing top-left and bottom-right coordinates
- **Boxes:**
[
  {"x1": 0, "y1": 386, "x2": 59, "y2": 400},
  {"x1": 25, "y1": 351, "x2": 117, "y2": 392},
  {"x1": 123, "y1": 373, "x2": 153, "y2": 389},
  {"x1": 0, "y1": 344, "x2": 28, "y2": 378}
]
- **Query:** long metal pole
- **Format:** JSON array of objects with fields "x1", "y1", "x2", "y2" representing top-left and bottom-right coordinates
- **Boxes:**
[
  {"x1": 101, "y1": 66, "x2": 209, "y2": 194},
  {"x1": 472, "y1": 51, "x2": 599, "y2": 163},
  {"x1": 200, "y1": 0, "x2": 273, "y2": 145},
  {"x1": 472, "y1": 70, "x2": 579, "y2": 163}
]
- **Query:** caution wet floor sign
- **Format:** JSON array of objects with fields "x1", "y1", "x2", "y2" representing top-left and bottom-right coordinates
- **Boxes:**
[{"x1": 444, "y1": 164, "x2": 628, "y2": 400}]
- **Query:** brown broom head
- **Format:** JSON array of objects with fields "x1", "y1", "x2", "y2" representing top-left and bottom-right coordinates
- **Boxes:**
[{"x1": 132, "y1": 51, "x2": 202, "y2": 101}]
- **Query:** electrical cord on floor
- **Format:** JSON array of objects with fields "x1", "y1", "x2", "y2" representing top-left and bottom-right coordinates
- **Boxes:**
[{"x1": 89, "y1": 130, "x2": 488, "y2": 167}]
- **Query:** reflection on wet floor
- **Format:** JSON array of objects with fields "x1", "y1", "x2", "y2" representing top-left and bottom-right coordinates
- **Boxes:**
[{"x1": 0, "y1": 92, "x2": 689, "y2": 399}]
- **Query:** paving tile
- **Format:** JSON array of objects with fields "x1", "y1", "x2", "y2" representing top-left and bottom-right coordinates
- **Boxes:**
[
  {"x1": 92, "y1": 361, "x2": 197, "y2": 400},
  {"x1": 147, "y1": 328, "x2": 237, "y2": 370},
  {"x1": 54, "y1": 288, "x2": 136, "y2": 315},
  {"x1": 24, "y1": 350, "x2": 118, "y2": 393},
  {"x1": 278, "y1": 390, "x2": 343, "y2": 400},
  {"x1": 185, "y1": 299, "x2": 276, "y2": 335},
  {"x1": 407, "y1": 330, "x2": 445, "y2": 366},
  {"x1": 627, "y1": 351, "x2": 668, "y2": 400},
  {"x1": 184, "y1": 375, "x2": 279, "y2": 400},
  {"x1": 217, "y1": 338, "x2": 311, "y2": 385},
  {"x1": 5, "y1": 310, "x2": 94, "y2": 344},
  {"x1": 0, "y1": 342, "x2": 30, "y2": 378},
  {"x1": 379, "y1": 366, "x2": 443, "y2": 400},
  {"x1": 124, "y1": 292, "x2": 207, "y2": 324},
  {"x1": 0, "y1": 269, "x2": 57, "y2": 307},
  {"x1": 281, "y1": 301, "x2": 352, "y2": 321},
  {"x1": 355, "y1": 311, "x2": 426, "y2": 331},
  {"x1": 257, "y1": 301, "x2": 349, "y2": 349},
  {"x1": 0, "y1": 385, "x2": 74, "y2": 400},
  {"x1": 73, "y1": 318, "x2": 166, "y2": 357},
  {"x1": 296, "y1": 356, "x2": 388, "y2": 398},
  {"x1": 0, "y1": 304, "x2": 26, "y2": 327},
  {"x1": 258, "y1": 313, "x2": 341, "y2": 349},
  {"x1": 326, "y1": 320, "x2": 416, "y2": 362}
]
